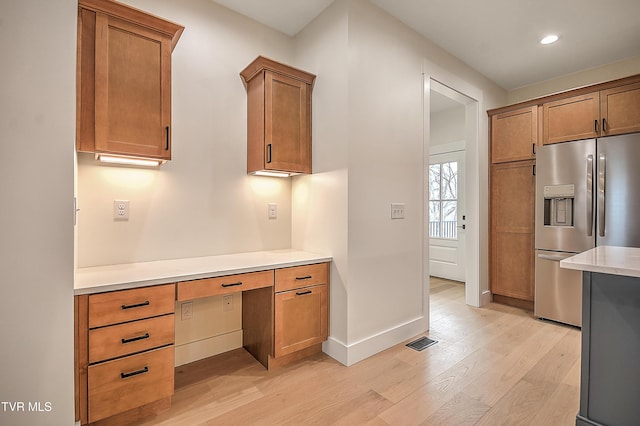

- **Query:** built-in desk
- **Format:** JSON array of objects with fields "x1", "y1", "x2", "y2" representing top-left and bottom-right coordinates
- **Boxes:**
[
  {"x1": 74, "y1": 249, "x2": 331, "y2": 425},
  {"x1": 561, "y1": 246, "x2": 640, "y2": 426}
]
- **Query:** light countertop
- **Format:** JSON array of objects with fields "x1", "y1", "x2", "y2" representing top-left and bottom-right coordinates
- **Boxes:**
[
  {"x1": 75, "y1": 249, "x2": 332, "y2": 295},
  {"x1": 560, "y1": 246, "x2": 640, "y2": 278}
]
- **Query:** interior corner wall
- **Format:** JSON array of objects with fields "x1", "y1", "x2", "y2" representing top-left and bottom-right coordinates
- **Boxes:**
[
  {"x1": 0, "y1": 1, "x2": 76, "y2": 424},
  {"x1": 76, "y1": 0, "x2": 296, "y2": 267},
  {"x1": 507, "y1": 56, "x2": 640, "y2": 104}
]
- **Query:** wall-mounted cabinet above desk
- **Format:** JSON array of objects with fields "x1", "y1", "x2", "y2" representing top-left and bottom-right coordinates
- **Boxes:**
[
  {"x1": 240, "y1": 56, "x2": 316, "y2": 176},
  {"x1": 76, "y1": 0, "x2": 184, "y2": 163}
]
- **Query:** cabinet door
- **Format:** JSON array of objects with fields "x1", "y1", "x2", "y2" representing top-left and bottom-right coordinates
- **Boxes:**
[
  {"x1": 490, "y1": 161, "x2": 535, "y2": 301},
  {"x1": 94, "y1": 13, "x2": 172, "y2": 159},
  {"x1": 542, "y1": 92, "x2": 600, "y2": 144},
  {"x1": 600, "y1": 82, "x2": 640, "y2": 136},
  {"x1": 274, "y1": 284, "x2": 327, "y2": 357},
  {"x1": 265, "y1": 71, "x2": 311, "y2": 174},
  {"x1": 491, "y1": 106, "x2": 537, "y2": 163}
]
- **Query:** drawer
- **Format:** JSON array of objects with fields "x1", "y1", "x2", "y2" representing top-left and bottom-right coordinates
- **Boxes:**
[
  {"x1": 275, "y1": 263, "x2": 328, "y2": 293},
  {"x1": 88, "y1": 284, "x2": 175, "y2": 328},
  {"x1": 87, "y1": 346, "x2": 174, "y2": 423},
  {"x1": 176, "y1": 270, "x2": 273, "y2": 301},
  {"x1": 89, "y1": 314, "x2": 174, "y2": 364}
]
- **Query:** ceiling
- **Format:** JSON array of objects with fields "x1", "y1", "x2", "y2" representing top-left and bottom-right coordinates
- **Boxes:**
[{"x1": 212, "y1": 0, "x2": 640, "y2": 91}]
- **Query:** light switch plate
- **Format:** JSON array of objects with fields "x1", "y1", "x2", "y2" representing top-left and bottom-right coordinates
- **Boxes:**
[{"x1": 391, "y1": 203, "x2": 405, "y2": 219}]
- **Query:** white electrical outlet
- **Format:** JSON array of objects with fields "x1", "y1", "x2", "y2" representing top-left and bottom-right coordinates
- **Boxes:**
[
  {"x1": 391, "y1": 203, "x2": 405, "y2": 219},
  {"x1": 181, "y1": 301, "x2": 193, "y2": 320},
  {"x1": 113, "y1": 200, "x2": 130, "y2": 220},
  {"x1": 223, "y1": 295, "x2": 233, "y2": 312},
  {"x1": 268, "y1": 203, "x2": 277, "y2": 219}
]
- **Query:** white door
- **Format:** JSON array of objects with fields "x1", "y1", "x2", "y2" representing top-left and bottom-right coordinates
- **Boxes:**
[{"x1": 428, "y1": 150, "x2": 465, "y2": 281}]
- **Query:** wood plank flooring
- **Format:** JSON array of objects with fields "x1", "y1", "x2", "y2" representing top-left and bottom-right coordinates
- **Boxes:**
[{"x1": 138, "y1": 277, "x2": 580, "y2": 425}]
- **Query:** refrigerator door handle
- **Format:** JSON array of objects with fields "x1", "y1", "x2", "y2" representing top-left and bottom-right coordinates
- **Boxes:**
[
  {"x1": 587, "y1": 154, "x2": 594, "y2": 237},
  {"x1": 537, "y1": 253, "x2": 574, "y2": 262},
  {"x1": 598, "y1": 154, "x2": 606, "y2": 237}
]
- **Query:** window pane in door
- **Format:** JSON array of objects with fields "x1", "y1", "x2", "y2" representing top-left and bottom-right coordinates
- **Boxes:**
[
  {"x1": 441, "y1": 162, "x2": 458, "y2": 200},
  {"x1": 429, "y1": 201, "x2": 441, "y2": 238},
  {"x1": 429, "y1": 164, "x2": 441, "y2": 200},
  {"x1": 442, "y1": 200, "x2": 457, "y2": 239}
]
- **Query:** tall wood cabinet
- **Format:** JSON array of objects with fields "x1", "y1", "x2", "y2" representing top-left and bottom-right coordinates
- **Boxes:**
[
  {"x1": 490, "y1": 161, "x2": 535, "y2": 304},
  {"x1": 489, "y1": 74, "x2": 640, "y2": 310},
  {"x1": 489, "y1": 106, "x2": 537, "y2": 308},
  {"x1": 542, "y1": 81, "x2": 640, "y2": 145},
  {"x1": 240, "y1": 56, "x2": 316, "y2": 175},
  {"x1": 77, "y1": 0, "x2": 183, "y2": 161}
]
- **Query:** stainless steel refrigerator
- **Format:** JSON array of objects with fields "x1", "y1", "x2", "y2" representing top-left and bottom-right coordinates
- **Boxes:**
[{"x1": 535, "y1": 133, "x2": 640, "y2": 327}]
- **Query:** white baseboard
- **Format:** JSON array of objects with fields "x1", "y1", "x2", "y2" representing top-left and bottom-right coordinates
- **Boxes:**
[
  {"x1": 323, "y1": 316, "x2": 429, "y2": 366},
  {"x1": 174, "y1": 330, "x2": 243, "y2": 366}
]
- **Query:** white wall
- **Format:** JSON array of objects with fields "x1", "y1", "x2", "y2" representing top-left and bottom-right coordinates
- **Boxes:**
[
  {"x1": 77, "y1": 0, "x2": 297, "y2": 268},
  {"x1": 293, "y1": 0, "x2": 506, "y2": 366},
  {"x1": 0, "y1": 1, "x2": 76, "y2": 425},
  {"x1": 430, "y1": 106, "x2": 465, "y2": 148},
  {"x1": 508, "y1": 56, "x2": 640, "y2": 104},
  {"x1": 292, "y1": 0, "x2": 350, "y2": 347}
]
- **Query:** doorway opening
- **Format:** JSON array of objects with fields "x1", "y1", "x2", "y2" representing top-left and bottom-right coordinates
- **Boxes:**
[{"x1": 426, "y1": 78, "x2": 480, "y2": 308}]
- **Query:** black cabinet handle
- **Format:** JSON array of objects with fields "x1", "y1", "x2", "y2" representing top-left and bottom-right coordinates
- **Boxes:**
[
  {"x1": 295, "y1": 275, "x2": 313, "y2": 281},
  {"x1": 296, "y1": 290, "x2": 312, "y2": 296},
  {"x1": 165, "y1": 126, "x2": 170, "y2": 150},
  {"x1": 221, "y1": 281, "x2": 242, "y2": 288},
  {"x1": 532, "y1": 143, "x2": 535, "y2": 155},
  {"x1": 594, "y1": 119, "x2": 598, "y2": 133},
  {"x1": 532, "y1": 164, "x2": 536, "y2": 176},
  {"x1": 121, "y1": 300, "x2": 150, "y2": 310},
  {"x1": 121, "y1": 333, "x2": 150, "y2": 344},
  {"x1": 120, "y1": 366, "x2": 149, "y2": 379},
  {"x1": 266, "y1": 144, "x2": 272, "y2": 163},
  {"x1": 602, "y1": 118, "x2": 607, "y2": 132}
]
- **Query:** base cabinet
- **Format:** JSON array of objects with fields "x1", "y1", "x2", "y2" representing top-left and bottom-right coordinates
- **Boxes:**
[
  {"x1": 75, "y1": 262, "x2": 331, "y2": 423},
  {"x1": 578, "y1": 272, "x2": 640, "y2": 426},
  {"x1": 275, "y1": 283, "x2": 328, "y2": 357},
  {"x1": 75, "y1": 284, "x2": 176, "y2": 425}
]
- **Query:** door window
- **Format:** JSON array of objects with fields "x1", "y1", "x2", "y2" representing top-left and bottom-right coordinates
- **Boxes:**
[{"x1": 429, "y1": 161, "x2": 458, "y2": 239}]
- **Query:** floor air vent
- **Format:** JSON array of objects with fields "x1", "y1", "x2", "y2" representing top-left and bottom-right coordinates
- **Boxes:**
[{"x1": 406, "y1": 336, "x2": 437, "y2": 351}]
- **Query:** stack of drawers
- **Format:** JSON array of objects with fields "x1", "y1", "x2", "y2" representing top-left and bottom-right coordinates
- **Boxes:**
[{"x1": 80, "y1": 284, "x2": 175, "y2": 423}]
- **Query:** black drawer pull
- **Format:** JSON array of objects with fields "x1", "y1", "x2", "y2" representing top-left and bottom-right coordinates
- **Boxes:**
[
  {"x1": 121, "y1": 300, "x2": 150, "y2": 310},
  {"x1": 120, "y1": 366, "x2": 148, "y2": 379},
  {"x1": 221, "y1": 281, "x2": 242, "y2": 288},
  {"x1": 121, "y1": 333, "x2": 150, "y2": 344},
  {"x1": 296, "y1": 290, "x2": 312, "y2": 296},
  {"x1": 295, "y1": 275, "x2": 313, "y2": 280}
]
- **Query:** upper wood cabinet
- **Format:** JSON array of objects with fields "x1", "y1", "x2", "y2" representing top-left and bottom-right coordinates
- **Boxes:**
[
  {"x1": 77, "y1": 0, "x2": 183, "y2": 161},
  {"x1": 542, "y1": 81, "x2": 640, "y2": 144},
  {"x1": 491, "y1": 106, "x2": 537, "y2": 163},
  {"x1": 542, "y1": 92, "x2": 600, "y2": 145},
  {"x1": 240, "y1": 56, "x2": 316, "y2": 175},
  {"x1": 600, "y1": 82, "x2": 640, "y2": 136}
]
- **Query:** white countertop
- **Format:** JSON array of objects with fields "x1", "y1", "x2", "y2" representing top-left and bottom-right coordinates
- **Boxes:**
[
  {"x1": 75, "y1": 249, "x2": 332, "y2": 295},
  {"x1": 560, "y1": 246, "x2": 640, "y2": 278}
]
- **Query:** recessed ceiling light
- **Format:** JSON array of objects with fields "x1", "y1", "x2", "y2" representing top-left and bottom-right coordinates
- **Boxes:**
[{"x1": 540, "y1": 34, "x2": 559, "y2": 45}]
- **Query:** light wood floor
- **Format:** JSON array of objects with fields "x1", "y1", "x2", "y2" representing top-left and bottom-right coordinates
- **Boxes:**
[{"x1": 139, "y1": 277, "x2": 581, "y2": 425}]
